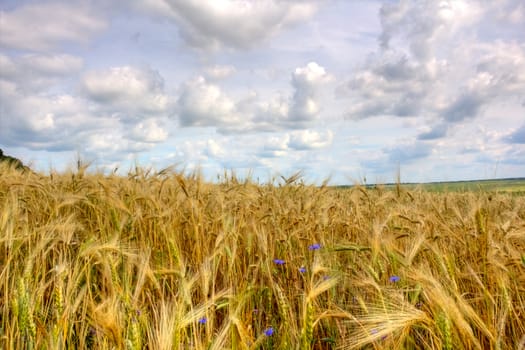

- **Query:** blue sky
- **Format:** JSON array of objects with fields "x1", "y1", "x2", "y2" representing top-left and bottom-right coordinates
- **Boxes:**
[{"x1": 1, "y1": 0, "x2": 524, "y2": 184}]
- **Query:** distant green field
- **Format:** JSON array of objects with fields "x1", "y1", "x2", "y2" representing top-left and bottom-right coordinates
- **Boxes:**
[
  {"x1": 414, "y1": 178, "x2": 525, "y2": 193},
  {"x1": 347, "y1": 178, "x2": 525, "y2": 193}
]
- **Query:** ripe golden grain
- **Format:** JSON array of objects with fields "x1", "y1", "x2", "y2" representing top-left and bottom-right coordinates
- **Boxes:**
[{"x1": 0, "y1": 164, "x2": 524, "y2": 349}]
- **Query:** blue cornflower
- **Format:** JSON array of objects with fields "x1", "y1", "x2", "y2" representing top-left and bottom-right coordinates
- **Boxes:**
[
  {"x1": 273, "y1": 259, "x2": 285, "y2": 265},
  {"x1": 371, "y1": 328, "x2": 387, "y2": 340},
  {"x1": 264, "y1": 327, "x2": 274, "y2": 336},
  {"x1": 308, "y1": 243, "x2": 321, "y2": 251},
  {"x1": 299, "y1": 266, "x2": 306, "y2": 273},
  {"x1": 389, "y1": 275, "x2": 400, "y2": 283},
  {"x1": 198, "y1": 317, "x2": 207, "y2": 324}
]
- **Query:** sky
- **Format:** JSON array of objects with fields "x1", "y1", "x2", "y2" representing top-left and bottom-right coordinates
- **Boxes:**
[{"x1": 0, "y1": 0, "x2": 524, "y2": 184}]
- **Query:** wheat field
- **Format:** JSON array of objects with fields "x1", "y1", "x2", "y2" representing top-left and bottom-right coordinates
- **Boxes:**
[{"x1": 1, "y1": 163, "x2": 524, "y2": 349}]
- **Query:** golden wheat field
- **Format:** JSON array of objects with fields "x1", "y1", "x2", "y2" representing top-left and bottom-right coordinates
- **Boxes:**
[{"x1": 1, "y1": 163, "x2": 524, "y2": 350}]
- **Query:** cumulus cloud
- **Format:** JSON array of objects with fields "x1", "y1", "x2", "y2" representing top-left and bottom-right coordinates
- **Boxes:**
[
  {"x1": 340, "y1": 0, "x2": 525, "y2": 142},
  {"x1": 0, "y1": 57, "x2": 84, "y2": 150},
  {"x1": 0, "y1": 84, "x2": 102, "y2": 151},
  {"x1": 149, "y1": 0, "x2": 319, "y2": 50},
  {"x1": 177, "y1": 62, "x2": 330, "y2": 132},
  {"x1": 288, "y1": 62, "x2": 331, "y2": 124},
  {"x1": 81, "y1": 66, "x2": 170, "y2": 117},
  {"x1": 258, "y1": 134, "x2": 290, "y2": 158},
  {"x1": 0, "y1": 53, "x2": 84, "y2": 92},
  {"x1": 0, "y1": 2, "x2": 107, "y2": 51},
  {"x1": 251, "y1": 62, "x2": 331, "y2": 131},
  {"x1": 85, "y1": 131, "x2": 154, "y2": 161},
  {"x1": 245, "y1": 95, "x2": 291, "y2": 133},
  {"x1": 257, "y1": 129, "x2": 333, "y2": 158},
  {"x1": 176, "y1": 76, "x2": 241, "y2": 127},
  {"x1": 0, "y1": 53, "x2": 83, "y2": 77},
  {"x1": 129, "y1": 119, "x2": 168, "y2": 143},
  {"x1": 77, "y1": 66, "x2": 173, "y2": 159},
  {"x1": 194, "y1": 137, "x2": 264, "y2": 170},
  {"x1": 474, "y1": 42, "x2": 525, "y2": 94},
  {"x1": 205, "y1": 139, "x2": 225, "y2": 157},
  {"x1": 289, "y1": 130, "x2": 333, "y2": 150},
  {"x1": 342, "y1": 53, "x2": 443, "y2": 120},
  {"x1": 379, "y1": 0, "x2": 482, "y2": 61},
  {"x1": 20, "y1": 54, "x2": 84, "y2": 76},
  {"x1": 0, "y1": 60, "x2": 171, "y2": 161},
  {"x1": 439, "y1": 42, "x2": 525, "y2": 123},
  {"x1": 2, "y1": 0, "x2": 522, "y2": 181}
]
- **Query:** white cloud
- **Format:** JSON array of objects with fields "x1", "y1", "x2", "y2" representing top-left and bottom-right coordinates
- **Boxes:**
[
  {"x1": 440, "y1": 41, "x2": 525, "y2": 123},
  {"x1": 0, "y1": 2, "x2": 107, "y2": 51},
  {"x1": 474, "y1": 41, "x2": 525, "y2": 94},
  {"x1": 82, "y1": 66, "x2": 170, "y2": 117},
  {"x1": 178, "y1": 62, "x2": 331, "y2": 132},
  {"x1": 0, "y1": 53, "x2": 84, "y2": 92},
  {"x1": 186, "y1": 136, "x2": 265, "y2": 170},
  {"x1": 0, "y1": 84, "x2": 98, "y2": 150},
  {"x1": 154, "y1": 0, "x2": 319, "y2": 50},
  {"x1": 289, "y1": 62, "x2": 331, "y2": 123},
  {"x1": 289, "y1": 130, "x2": 333, "y2": 150},
  {"x1": 1, "y1": 0, "x2": 523, "y2": 182},
  {"x1": 20, "y1": 54, "x2": 84, "y2": 76},
  {"x1": 258, "y1": 134, "x2": 290, "y2": 158},
  {"x1": 164, "y1": 139, "x2": 211, "y2": 166},
  {"x1": 340, "y1": 0, "x2": 525, "y2": 143},
  {"x1": 379, "y1": 0, "x2": 482, "y2": 61},
  {"x1": 86, "y1": 132, "x2": 153, "y2": 159},
  {"x1": 0, "y1": 60, "x2": 170, "y2": 159},
  {"x1": 176, "y1": 76, "x2": 241, "y2": 127},
  {"x1": 342, "y1": 52, "x2": 444, "y2": 119},
  {"x1": 249, "y1": 95, "x2": 290, "y2": 132},
  {"x1": 205, "y1": 139, "x2": 224, "y2": 157},
  {"x1": 257, "y1": 129, "x2": 333, "y2": 158},
  {"x1": 251, "y1": 62, "x2": 331, "y2": 130},
  {"x1": 346, "y1": 0, "x2": 485, "y2": 122},
  {"x1": 129, "y1": 119, "x2": 168, "y2": 143}
]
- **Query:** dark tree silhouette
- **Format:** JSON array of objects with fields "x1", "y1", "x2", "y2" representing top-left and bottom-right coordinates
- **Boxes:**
[{"x1": 0, "y1": 148, "x2": 29, "y2": 171}]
